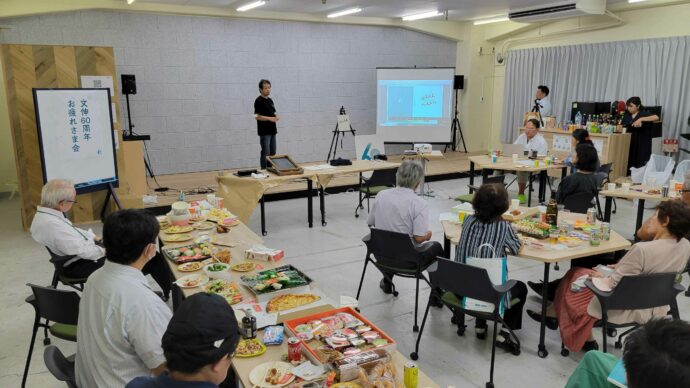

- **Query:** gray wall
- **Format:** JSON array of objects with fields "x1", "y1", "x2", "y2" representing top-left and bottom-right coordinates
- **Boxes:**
[{"x1": 0, "y1": 11, "x2": 457, "y2": 175}]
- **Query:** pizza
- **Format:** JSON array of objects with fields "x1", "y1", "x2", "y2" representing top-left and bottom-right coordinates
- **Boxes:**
[{"x1": 266, "y1": 294, "x2": 321, "y2": 313}]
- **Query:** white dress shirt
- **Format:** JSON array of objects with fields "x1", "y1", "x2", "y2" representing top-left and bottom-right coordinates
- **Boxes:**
[
  {"x1": 76, "y1": 261, "x2": 172, "y2": 388},
  {"x1": 30, "y1": 206, "x2": 104, "y2": 266},
  {"x1": 536, "y1": 96, "x2": 552, "y2": 117},
  {"x1": 514, "y1": 133, "x2": 549, "y2": 156},
  {"x1": 367, "y1": 187, "x2": 429, "y2": 238}
]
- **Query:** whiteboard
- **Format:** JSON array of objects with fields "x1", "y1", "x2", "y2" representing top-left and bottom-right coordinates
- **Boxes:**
[{"x1": 33, "y1": 89, "x2": 118, "y2": 193}]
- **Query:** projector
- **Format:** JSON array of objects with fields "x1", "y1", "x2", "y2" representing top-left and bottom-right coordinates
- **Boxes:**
[{"x1": 413, "y1": 143, "x2": 432, "y2": 154}]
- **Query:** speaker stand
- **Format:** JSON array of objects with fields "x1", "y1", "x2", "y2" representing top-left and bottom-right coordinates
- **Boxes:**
[{"x1": 451, "y1": 89, "x2": 467, "y2": 153}]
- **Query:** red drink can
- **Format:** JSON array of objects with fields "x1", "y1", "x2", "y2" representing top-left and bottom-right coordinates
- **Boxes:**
[{"x1": 287, "y1": 337, "x2": 301, "y2": 362}]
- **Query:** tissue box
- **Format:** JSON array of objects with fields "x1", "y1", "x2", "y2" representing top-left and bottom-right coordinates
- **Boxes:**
[{"x1": 244, "y1": 246, "x2": 284, "y2": 262}]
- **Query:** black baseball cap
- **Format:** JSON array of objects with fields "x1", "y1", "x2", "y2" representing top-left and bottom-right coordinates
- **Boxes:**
[{"x1": 162, "y1": 293, "x2": 241, "y2": 373}]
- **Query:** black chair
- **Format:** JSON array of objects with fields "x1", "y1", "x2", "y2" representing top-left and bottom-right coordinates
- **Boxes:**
[
  {"x1": 598, "y1": 162, "x2": 617, "y2": 214},
  {"x1": 562, "y1": 190, "x2": 603, "y2": 219},
  {"x1": 46, "y1": 247, "x2": 88, "y2": 291},
  {"x1": 411, "y1": 258, "x2": 519, "y2": 388},
  {"x1": 355, "y1": 167, "x2": 397, "y2": 217},
  {"x1": 560, "y1": 273, "x2": 684, "y2": 356},
  {"x1": 455, "y1": 174, "x2": 507, "y2": 203},
  {"x1": 22, "y1": 284, "x2": 80, "y2": 388},
  {"x1": 356, "y1": 228, "x2": 438, "y2": 332},
  {"x1": 43, "y1": 345, "x2": 77, "y2": 388}
]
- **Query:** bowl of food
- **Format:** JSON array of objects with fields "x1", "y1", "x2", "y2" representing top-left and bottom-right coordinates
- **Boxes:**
[{"x1": 204, "y1": 262, "x2": 232, "y2": 280}]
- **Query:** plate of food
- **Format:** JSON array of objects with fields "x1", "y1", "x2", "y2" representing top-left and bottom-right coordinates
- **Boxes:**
[
  {"x1": 218, "y1": 218, "x2": 240, "y2": 227},
  {"x1": 644, "y1": 188, "x2": 661, "y2": 195},
  {"x1": 163, "y1": 225, "x2": 194, "y2": 234},
  {"x1": 177, "y1": 262, "x2": 203, "y2": 272},
  {"x1": 192, "y1": 221, "x2": 215, "y2": 230},
  {"x1": 558, "y1": 236, "x2": 585, "y2": 247},
  {"x1": 161, "y1": 233, "x2": 194, "y2": 243},
  {"x1": 175, "y1": 274, "x2": 209, "y2": 288},
  {"x1": 165, "y1": 243, "x2": 213, "y2": 263},
  {"x1": 203, "y1": 279, "x2": 243, "y2": 304},
  {"x1": 235, "y1": 338, "x2": 267, "y2": 358},
  {"x1": 249, "y1": 362, "x2": 295, "y2": 388},
  {"x1": 212, "y1": 249, "x2": 232, "y2": 264},
  {"x1": 331, "y1": 383, "x2": 363, "y2": 388},
  {"x1": 231, "y1": 262, "x2": 256, "y2": 272},
  {"x1": 204, "y1": 263, "x2": 232, "y2": 280},
  {"x1": 206, "y1": 208, "x2": 235, "y2": 222},
  {"x1": 266, "y1": 294, "x2": 321, "y2": 313},
  {"x1": 241, "y1": 266, "x2": 312, "y2": 295}
]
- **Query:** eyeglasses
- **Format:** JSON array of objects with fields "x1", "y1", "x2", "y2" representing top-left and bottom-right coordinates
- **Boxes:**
[{"x1": 62, "y1": 199, "x2": 78, "y2": 204}]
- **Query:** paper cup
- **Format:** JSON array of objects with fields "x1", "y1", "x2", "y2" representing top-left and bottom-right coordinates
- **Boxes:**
[
  {"x1": 607, "y1": 183, "x2": 616, "y2": 191},
  {"x1": 622, "y1": 183, "x2": 631, "y2": 192},
  {"x1": 511, "y1": 199, "x2": 520, "y2": 211}
]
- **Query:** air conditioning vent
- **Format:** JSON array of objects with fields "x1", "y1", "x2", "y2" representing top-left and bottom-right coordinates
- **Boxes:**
[{"x1": 509, "y1": 0, "x2": 606, "y2": 23}]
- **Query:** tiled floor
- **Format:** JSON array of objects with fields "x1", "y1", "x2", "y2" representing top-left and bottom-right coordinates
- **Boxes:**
[{"x1": 2, "y1": 176, "x2": 688, "y2": 388}]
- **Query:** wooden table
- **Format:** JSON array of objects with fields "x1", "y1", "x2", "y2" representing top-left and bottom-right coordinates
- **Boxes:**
[
  {"x1": 441, "y1": 211, "x2": 631, "y2": 358},
  {"x1": 599, "y1": 185, "x2": 676, "y2": 240},
  {"x1": 216, "y1": 160, "x2": 400, "y2": 236},
  {"x1": 468, "y1": 155, "x2": 567, "y2": 206},
  {"x1": 161, "y1": 218, "x2": 439, "y2": 387}
]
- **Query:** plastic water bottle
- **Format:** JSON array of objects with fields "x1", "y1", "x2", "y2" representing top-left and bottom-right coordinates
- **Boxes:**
[
  {"x1": 178, "y1": 190, "x2": 185, "y2": 202},
  {"x1": 575, "y1": 111, "x2": 582, "y2": 128}
]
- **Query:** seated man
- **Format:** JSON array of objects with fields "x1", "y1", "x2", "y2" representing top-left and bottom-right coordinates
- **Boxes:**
[
  {"x1": 565, "y1": 318, "x2": 690, "y2": 388},
  {"x1": 127, "y1": 293, "x2": 241, "y2": 388},
  {"x1": 76, "y1": 209, "x2": 172, "y2": 387},
  {"x1": 367, "y1": 160, "x2": 443, "y2": 297},
  {"x1": 30, "y1": 179, "x2": 105, "y2": 278},
  {"x1": 514, "y1": 119, "x2": 548, "y2": 203}
]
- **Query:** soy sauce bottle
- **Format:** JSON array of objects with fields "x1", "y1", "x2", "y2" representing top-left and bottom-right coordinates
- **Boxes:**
[
  {"x1": 242, "y1": 309, "x2": 257, "y2": 339},
  {"x1": 546, "y1": 199, "x2": 558, "y2": 228}
]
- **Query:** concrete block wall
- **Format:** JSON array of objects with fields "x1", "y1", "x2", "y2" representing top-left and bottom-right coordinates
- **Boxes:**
[{"x1": 0, "y1": 11, "x2": 456, "y2": 175}]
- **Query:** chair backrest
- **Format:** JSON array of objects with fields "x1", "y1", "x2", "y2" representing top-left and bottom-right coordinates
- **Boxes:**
[
  {"x1": 366, "y1": 168, "x2": 398, "y2": 187},
  {"x1": 605, "y1": 272, "x2": 682, "y2": 311},
  {"x1": 483, "y1": 174, "x2": 507, "y2": 187},
  {"x1": 366, "y1": 228, "x2": 422, "y2": 269},
  {"x1": 563, "y1": 191, "x2": 595, "y2": 214},
  {"x1": 429, "y1": 258, "x2": 502, "y2": 306},
  {"x1": 28, "y1": 284, "x2": 80, "y2": 325},
  {"x1": 46, "y1": 247, "x2": 77, "y2": 267},
  {"x1": 43, "y1": 346, "x2": 77, "y2": 388},
  {"x1": 673, "y1": 160, "x2": 690, "y2": 182}
]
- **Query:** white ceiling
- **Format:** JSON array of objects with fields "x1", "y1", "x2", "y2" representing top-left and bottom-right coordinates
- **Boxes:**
[{"x1": 137, "y1": 0, "x2": 629, "y2": 21}]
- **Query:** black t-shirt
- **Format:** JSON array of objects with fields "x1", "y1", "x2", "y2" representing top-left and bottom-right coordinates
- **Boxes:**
[
  {"x1": 556, "y1": 172, "x2": 600, "y2": 204},
  {"x1": 254, "y1": 96, "x2": 277, "y2": 136},
  {"x1": 621, "y1": 110, "x2": 653, "y2": 127}
]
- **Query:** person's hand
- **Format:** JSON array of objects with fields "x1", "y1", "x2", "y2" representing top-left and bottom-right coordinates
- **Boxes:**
[
  {"x1": 607, "y1": 264, "x2": 617, "y2": 269},
  {"x1": 425, "y1": 230, "x2": 432, "y2": 241},
  {"x1": 274, "y1": 115, "x2": 280, "y2": 122},
  {"x1": 590, "y1": 272, "x2": 603, "y2": 278},
  {"x1": 632, "y1": 119, "x2": 643, "y2": 127}
]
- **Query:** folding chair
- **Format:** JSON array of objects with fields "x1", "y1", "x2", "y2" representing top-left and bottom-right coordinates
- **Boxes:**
[
  {"x1": 46, "y1": 247, "x2": 88, "y2": 291},
  {"x1": 455, "y1": 174, "x2": 507, "y2": 203},
  {"x1": 43, "y1": 345, "x2": 77, "y2": 388},
  {"x1": 354, "y1": 168, "x2": 397, "y2": 218}
]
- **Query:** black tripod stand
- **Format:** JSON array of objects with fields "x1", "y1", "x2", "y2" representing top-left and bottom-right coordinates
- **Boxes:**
[
  {"x1": 531, "y1": 99, "x2": 544, "y2": 127},
  {"x1": 327, "y1": 106, "x2": 356, "y2": 161},
  {"x1": 450, "y1": 88, "x2": 467, "y2": 153}
]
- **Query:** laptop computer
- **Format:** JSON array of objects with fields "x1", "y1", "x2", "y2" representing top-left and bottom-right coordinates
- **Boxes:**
[{"x1": 502, "y1": 143, "x2": 525, "y2": 156}]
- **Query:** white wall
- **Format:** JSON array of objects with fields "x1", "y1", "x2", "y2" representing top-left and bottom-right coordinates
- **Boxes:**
[{"x1": 0, "y1": 11, "x2": 457, "y2": 174}]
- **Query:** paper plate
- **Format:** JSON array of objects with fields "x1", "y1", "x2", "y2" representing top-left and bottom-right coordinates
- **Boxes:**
[
  {"x1": 249, "y1": 361, "x2": 295, "y2": 387},
  {"x1": 235, "y1": 338, "x2": 267, "y2": 358},
  {"x1": 175, "y1": 274, "x2": 209, "y2": 288},
  {"x1": 161, "y1": 233, "x2": 193, "y2": 243},
  {"x1": 163, "y1": 225, "x2": 194, "y2": 234}
]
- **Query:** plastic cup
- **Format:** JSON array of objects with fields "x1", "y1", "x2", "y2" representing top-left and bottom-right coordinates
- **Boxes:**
[
  {"x1": 511, "y1": 199, "x2": 520, "y2": 211},
  {"x1": 607, "y1": 183, "x2": 616, "y2": 191},
  {"x1": 549, "y1": 231, "x2": 559, "y2": 244},
  {"x1": 622, "y1": 183, "x2": 631, "y2": 192}
]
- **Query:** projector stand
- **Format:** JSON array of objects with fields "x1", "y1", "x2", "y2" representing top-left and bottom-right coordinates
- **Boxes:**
[
  {"x1": 100, "y1": 183, "x2": 122, "y2": 220},
  {"x1": 451, "y1": 88, "x2": 468, "y2": 153},
  {"x1": 327, "y1": 106, "x2": 356, "y2": 161}
]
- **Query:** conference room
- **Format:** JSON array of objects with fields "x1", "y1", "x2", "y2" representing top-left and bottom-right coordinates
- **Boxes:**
[{"x1": 2, "y1": 0, "x2": 690, "y2": 387}]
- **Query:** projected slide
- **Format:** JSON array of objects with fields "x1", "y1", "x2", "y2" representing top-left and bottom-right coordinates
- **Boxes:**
[{"x1": 376, "y1": 68, "x2": 454, "y2": 143}]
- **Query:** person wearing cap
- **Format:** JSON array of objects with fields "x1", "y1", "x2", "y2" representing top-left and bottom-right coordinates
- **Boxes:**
[
  {"x1": 76, "y1": 209, "x2": 173, "y2": 388},
  {"x1": 126, "y1": 293, "x2": 241, "y2": 388}
]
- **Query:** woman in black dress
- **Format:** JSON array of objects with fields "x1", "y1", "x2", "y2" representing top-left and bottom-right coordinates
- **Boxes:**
[{"x1": 622, "y1": 96, "x2": 659, "y2": 171}]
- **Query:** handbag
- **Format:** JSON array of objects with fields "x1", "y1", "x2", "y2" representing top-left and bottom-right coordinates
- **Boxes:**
[{"x1": 462, "y1": 243, "x2": 508, "y2": 316}]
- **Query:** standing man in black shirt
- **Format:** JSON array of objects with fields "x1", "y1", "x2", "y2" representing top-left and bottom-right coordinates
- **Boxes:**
[{"x1": 254, "y1": 79, "x2": 279, "y2": 169}]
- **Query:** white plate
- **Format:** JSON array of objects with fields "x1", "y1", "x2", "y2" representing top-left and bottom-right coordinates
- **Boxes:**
[
  {"x1": 175, "y1": 274, "x2": 209, "y2": 288},
  {"x1": 249, "y1": 361, "x2": 295, "y2": 388}
]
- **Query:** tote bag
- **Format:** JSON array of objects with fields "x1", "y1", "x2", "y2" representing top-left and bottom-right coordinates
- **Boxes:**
[{"x1": 462, "y1": 243, "x2": 508, "y2": 316}]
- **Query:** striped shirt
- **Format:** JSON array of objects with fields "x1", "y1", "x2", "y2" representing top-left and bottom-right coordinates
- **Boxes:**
[{"x1": 455, "y1": 215, "x2": 522, "y2": 262}]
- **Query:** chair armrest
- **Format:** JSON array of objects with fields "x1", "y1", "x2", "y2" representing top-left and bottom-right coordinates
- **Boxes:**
[
  {"x1": 467, "y1": 184, "x2": 480, "y2": 192},
  {"x1": 585, "y1": 279, "x2": 613, "y2": 299},
  {"x1": 674, "y1": 283, "x2": 686, "y2": 294},
  {"x1": 494, "y1": 279, "x2": 518, "y2": 295}
]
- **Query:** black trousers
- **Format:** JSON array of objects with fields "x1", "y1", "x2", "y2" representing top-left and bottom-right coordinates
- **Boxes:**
[
  {"x1": 143, "y1": 252, "x2": 173, "y2": 298},
  {"x1": 62, "y1": 257, "x2": 105, "y2": 278}
]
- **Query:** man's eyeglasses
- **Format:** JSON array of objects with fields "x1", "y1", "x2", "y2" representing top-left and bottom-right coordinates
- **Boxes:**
[{"x1": 61, "y1": 199, "x2": 78, "y2": 204}]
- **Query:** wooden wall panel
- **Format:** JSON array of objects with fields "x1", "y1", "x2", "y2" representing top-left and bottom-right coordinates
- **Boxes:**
[{"x1": 1, "y1": 44, "x2": 145, "y2": 229}]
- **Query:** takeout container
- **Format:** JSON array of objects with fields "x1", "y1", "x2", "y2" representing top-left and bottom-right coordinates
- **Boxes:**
[
  {"x1": 168, "y1": 201, "x2": 191, "y2": 226},
  {"x1": 240, "y1": 265, "x2": 312, "y2": 302},
  {"x1": 244, "y1": 246, "x2": 284, "y2": 262}
]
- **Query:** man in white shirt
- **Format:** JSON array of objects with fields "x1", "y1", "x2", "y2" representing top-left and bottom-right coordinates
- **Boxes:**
[
  {"x1": 534, "y1": 85, "x2": 552, "y2": 118},
  {"x1": 514, "y1": 119, "x2": 549, "y2": 203},
  {"x1": 76, "y1": 209, "x2": 172, "y2": 388},
  {"x1": 30, "y1": 179, "x2": 105, "y2": 278}
]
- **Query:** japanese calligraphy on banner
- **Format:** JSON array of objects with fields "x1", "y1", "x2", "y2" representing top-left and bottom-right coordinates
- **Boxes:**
[{"x1": 33, "y1": 88, "x2": 118, "y2": 192}]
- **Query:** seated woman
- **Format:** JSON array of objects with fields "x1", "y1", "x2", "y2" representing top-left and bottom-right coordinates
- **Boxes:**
[
  {"x1": 564, "y1": 129, "x2": 598, "y2": 173},
  {"x1": 455, "y1": 183, "x2": 527, "y2": 351},
  {"x1": 557, "y1": 144, "x2": 602, "y2": 206},
  {"x1": 529, "y1": 200, "x2": 690, "y2": 352}
]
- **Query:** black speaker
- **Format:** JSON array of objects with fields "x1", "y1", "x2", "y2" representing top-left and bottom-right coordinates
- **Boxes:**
[
  {"x1": 121, "y1": 74, "x2": 137, "y2": 95},
  {"x1": 454, "y1": 75, "x2": 464, "y2": 90}
]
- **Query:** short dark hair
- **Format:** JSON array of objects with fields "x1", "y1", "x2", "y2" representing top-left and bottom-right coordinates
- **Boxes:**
[
  {"x1": 103, "y1": 209, "x2": 159, "y2": 265},
  {"x1": 626, "y1": 96, "x2": 642, "y2": 108},
  {"x1": 623, "y1": 319, "x2": 690, "y2": 388},
  {"x1": 655, "y1": 200, "x2": 690, "y2": 241},
  {"x1": 472, "y1": 183, "x2": 509, "y2": 223},
  {"x1": 574, "y1": 144, "x2": 599, "y2": 172},
  {"x1": 527, "y1": 118, "x2": 541, "y2": 129},
  {"x1": 537, "y1": 85, "x2": 549, "y2": 96},
  {"x1": 572, "y1": 128, "x2": 593, "y2": 145},
  {"x1": 258, "y1": 79, "x2": 271, "y2": 89}
]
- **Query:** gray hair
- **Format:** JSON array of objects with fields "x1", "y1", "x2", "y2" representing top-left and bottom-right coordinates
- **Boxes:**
[
  {"x1": 40, "y1": 179, "x2": 75, "y2": 208},
  {"x1": 396, "y1": 160, "x2": 424, "y2": 189},
  {"x1": 684, "y1": 171, "x2": 690, "y2": 190}
]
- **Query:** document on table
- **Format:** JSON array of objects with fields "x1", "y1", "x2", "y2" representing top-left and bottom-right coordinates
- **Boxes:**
[
  {"x1": 233, "y1": 302, "x2": 278, "y2": 328},
  {"x1": 303, "y1": 164, "x2": 336, "y2": 171},
  {"x1": 517, "y1": 160, "x2": 536, "y2": 167}
]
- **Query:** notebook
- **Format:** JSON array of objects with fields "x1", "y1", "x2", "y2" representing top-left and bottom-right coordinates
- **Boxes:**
[{"x1": 607, "y1": 359, "x2": 627, "y2": 388}]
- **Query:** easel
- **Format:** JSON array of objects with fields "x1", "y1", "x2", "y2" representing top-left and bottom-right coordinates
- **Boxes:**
[
  {"x1": 327, "y1": 106, "x2": 356, "y2": 161},
  {"x1": 100, "y1": 182, "x2": 122, "y2": 220},
  {"x1": 450, "y1": 88, "x2": 467, "y2": 153}
]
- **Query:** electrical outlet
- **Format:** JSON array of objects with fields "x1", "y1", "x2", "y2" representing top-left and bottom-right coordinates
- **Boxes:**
[{"x1": 480, "y1": 96, "x2": 485, "y2": 103}]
